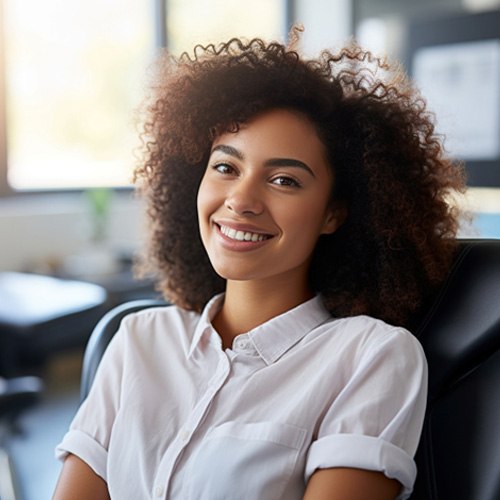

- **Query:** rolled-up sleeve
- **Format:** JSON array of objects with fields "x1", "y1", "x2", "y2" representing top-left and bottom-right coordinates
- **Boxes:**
[{"x1": 305, "y1": 327, "x2": 428, "y2": 500}]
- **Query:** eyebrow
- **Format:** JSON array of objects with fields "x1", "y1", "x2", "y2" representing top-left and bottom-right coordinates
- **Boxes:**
[{"x1": 210, "y1": 144, "x2": 316, "y2": 177}]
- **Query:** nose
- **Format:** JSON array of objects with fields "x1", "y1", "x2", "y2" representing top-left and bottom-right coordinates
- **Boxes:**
[{"x1": 224, "y1": 177, "x2": 264, "y2": 216}]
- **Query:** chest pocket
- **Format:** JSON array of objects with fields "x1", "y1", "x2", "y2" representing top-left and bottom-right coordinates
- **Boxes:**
[{"x1": 186, "y1": 421, "x2": 308, "y2": 500}]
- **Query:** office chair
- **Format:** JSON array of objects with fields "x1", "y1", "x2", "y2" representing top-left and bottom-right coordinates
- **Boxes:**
[
  {"x1": 410, "y1": 238, "x2": 500, "y2": 499},
  {"x1": 79, "y1": 239, "x2": 500, "y2": 500}
]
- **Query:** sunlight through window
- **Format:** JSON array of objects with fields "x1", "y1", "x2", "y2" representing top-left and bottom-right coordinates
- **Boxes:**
[{"x1": 4, "y1": 0, "x2": 153, "y2": 190}]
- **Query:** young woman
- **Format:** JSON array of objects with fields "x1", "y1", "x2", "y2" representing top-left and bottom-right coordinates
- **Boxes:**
[{"x1": 54, "y1": 35, "x2": 465, "y2": 499}]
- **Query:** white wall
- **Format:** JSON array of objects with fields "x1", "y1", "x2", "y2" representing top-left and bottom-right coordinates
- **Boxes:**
[{"x1": 0, "y1": 193, "x2": 146, "y2": 272}]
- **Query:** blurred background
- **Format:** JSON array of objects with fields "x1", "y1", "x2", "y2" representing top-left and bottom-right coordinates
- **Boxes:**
[{"x1": 0, "y1": 0, "x2": 499, "y2": 498}]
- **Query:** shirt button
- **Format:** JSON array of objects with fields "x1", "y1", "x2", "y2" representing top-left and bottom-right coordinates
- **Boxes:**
[
  {"x1": 180, "y1": 429, "x2": 190, "y2": 441},
  {"x1": 236, "y1": 338, "x2": 249, "y2": 350},
  {"x1": 154, "y1": 485, "x2": 164, "y2": 497}
]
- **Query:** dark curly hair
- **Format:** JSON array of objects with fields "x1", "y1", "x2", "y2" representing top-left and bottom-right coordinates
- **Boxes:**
[{"x1": 134, "y1": 34, "x2": 466, "y2": 327}]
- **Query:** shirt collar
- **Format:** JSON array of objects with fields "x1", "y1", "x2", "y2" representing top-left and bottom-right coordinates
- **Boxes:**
[
  {"x1": 188, "y1": 293, "x2": 225, "y2": 358},
  {"x1": 248, "y1": 295, "x2": 331, "y2": 365},
  {"x1": 189, "y1": 294, "x2": 331, "y2": 364}
]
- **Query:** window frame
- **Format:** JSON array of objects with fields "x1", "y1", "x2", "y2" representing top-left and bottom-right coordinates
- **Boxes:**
[{"x1": 0, "y1": 0, "x2": 10, "y2": 197}]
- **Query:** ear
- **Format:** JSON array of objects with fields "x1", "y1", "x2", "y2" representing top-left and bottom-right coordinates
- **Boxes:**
[{"x1": 321, "y1": 203, "x2": 347, "y2": 235}]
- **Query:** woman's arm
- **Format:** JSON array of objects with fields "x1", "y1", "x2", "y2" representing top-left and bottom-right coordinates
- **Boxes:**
[
  {"x1": 303, "y1": 467, "x2": 401, "y2": 500},
  {"x1": 53, "y1": 454, "x2": 110, "y2": 500}
]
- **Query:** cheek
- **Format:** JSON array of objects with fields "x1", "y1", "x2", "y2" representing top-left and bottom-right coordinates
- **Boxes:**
[
  {"x1": 196, "y1": 176, "x2": 221, "y2": 244},
  {"x1": 289, "y1": 198, "x2": 329, "y2": 230},
  {"x1": 196, "y1": 177, "x2": 211, "y2": 220},
  {"x1": 281, "y1": 200, "x2": 331, "y2": 251},
  {"x1": 196, "y1": 180, "x2": 210, "y2": 237}
]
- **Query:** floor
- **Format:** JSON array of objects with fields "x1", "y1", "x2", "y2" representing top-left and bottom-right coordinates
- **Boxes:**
[{"x1": 7, "y1": 350, "x2": 83, "y2": 500}]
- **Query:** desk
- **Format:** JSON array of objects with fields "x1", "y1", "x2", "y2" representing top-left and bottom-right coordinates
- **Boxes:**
[{"x1": 0, "y1": 273, "x2": 107, "y2": 375}]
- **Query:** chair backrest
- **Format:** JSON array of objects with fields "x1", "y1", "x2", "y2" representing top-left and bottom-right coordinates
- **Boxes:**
[
  {"x1": 80, "y1": 298, "x2": 166, "y2": 401},
  {"x1": 410, "y1": 239, "x2": 500, "y2": 499},
  {"x1": 79, "y1": 239, "x2": 500, "y2": 499}
]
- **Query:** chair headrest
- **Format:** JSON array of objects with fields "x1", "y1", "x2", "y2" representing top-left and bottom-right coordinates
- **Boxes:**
[{"x1": 413, "y1": 239, "x2": 500, "y2": 400}]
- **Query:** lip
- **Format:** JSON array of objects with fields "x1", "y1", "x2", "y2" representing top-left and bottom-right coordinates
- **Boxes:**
[
  {"x1": 214, "y1": 220, "x2": 275, "y2": 236},
  {"x1": 213, "y1": 221, "x2": 275, "y2": 251}
]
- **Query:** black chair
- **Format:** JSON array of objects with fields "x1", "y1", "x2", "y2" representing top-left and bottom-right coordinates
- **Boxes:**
[
  {"x1": 410, "y1": 239, "x2": 500, "y2": 499},
  {"x1": 79, "y1": 239, "x2": 500, "y2": 500}
]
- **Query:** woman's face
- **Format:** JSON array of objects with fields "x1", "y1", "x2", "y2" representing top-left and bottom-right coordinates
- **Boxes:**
[{"x1": 197, "y1": 108, "x2": 343, "y2": 289}]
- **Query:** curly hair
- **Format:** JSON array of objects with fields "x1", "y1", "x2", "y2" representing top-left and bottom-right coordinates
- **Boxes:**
[{"x1": 134, "y1": 35, "x2": 466, "y2": 327}]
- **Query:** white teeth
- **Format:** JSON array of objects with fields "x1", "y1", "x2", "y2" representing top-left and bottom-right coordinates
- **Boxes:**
[{"x1": 219, "y1": 224, "x2": 267, "y2": 242}]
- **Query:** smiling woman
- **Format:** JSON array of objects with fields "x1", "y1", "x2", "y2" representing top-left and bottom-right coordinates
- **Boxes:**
[
  {"x1": 197, "y1": 108, "x2": 344, "y2": 347},
  {"x1": 54, "y1": 33, "x2": 465, "y2": 500},
  {"x1": 197, "y1": 109, "x2": 341, "y2": 316}
]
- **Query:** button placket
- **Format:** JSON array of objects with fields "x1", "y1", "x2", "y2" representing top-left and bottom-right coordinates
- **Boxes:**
[{"x1": 152, "y1": 351, "x2": 231, "y2": 497}]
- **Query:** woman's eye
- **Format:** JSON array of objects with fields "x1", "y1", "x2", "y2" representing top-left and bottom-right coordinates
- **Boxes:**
[
  {"x1": 271, "y1": 176, "x2": 301, "y2": 187},
  {"x1": 213, "y1": 163, "x2": 235, "y2": 175}
]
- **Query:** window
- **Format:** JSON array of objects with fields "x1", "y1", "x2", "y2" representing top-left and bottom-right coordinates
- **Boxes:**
[
  {"x1": 165, "y1": 0, "x2": 286, "y2": 55},
  {"x1": 1, "y1": 0, "x2": 154, "y2": 192},
  {"x1": 0, "y1": 0, "x2": 289, "y2": 193}
]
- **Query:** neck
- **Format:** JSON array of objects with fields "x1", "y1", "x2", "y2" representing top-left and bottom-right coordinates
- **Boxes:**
[{"x1": 213, "y1": 275, "x2": 313, "y2": 349}]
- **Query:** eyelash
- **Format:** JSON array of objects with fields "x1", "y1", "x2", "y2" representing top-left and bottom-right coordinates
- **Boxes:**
[
  {"x1": 270, "y1": 176, "x2": 301, "y2": 188},
  {"x1": 211, "y1": 163, "x2": 302, "y2": 188},
  {"x1": 212, "y1": 163, "x2": 236, "y2": 175}
]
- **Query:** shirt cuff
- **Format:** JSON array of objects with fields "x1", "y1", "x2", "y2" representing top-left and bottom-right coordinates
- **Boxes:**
[
  {"x1": 55, "y1": 429, "x2": 108, "y2": 481},
  {"x1": 305, "y1": 434, "x2": 416, "y2": 500}
]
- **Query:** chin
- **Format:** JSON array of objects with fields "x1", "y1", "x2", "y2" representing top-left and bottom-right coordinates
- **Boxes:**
[{"x1": 211, "y1": 264, "x2": 259, "y2": 282}]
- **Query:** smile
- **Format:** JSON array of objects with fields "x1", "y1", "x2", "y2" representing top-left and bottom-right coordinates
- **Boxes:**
[{"x1": 219, "y1": 224, "x2": 271, "y2": 242}]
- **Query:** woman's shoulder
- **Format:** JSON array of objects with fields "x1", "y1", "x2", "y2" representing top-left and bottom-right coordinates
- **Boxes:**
[
  {"x1": 318, "y1": 313, "x2": 424, "y2": 360},
  {"x1": 310, "y1": 314, "x2": 427, "y2": 397},
  {"x1": 331, "y1": 313, "x2": 409, "y2": 335},
  {"x1": 123, "y1": 302, "x2": 199, "y2": 323},
  {"x1": 116, "y1": 303, "x2": 202, "y2": 347}
]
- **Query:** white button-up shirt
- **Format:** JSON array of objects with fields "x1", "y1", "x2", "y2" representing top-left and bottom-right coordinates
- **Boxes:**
[{"x1": 56, "y1": 294, "x2": 427, "y2": 499}]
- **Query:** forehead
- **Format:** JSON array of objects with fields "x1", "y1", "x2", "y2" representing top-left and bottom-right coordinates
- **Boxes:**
[{"x1": 211, "y1": 108, "x2": 329, "y2": 165}]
